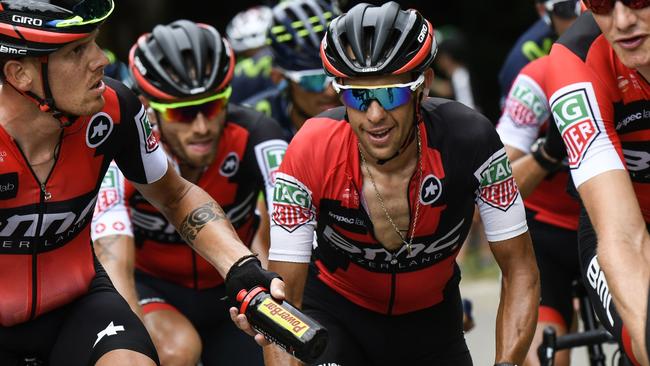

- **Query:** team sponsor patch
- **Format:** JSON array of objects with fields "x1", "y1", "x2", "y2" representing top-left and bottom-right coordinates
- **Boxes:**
[
  {"x1": 550, "y1": 83, "x2": 600, "y2": 168},
  {"x1": 475, "y1": 148, "x2": 519, "y2": 211},
  {"x1": 272, "y1": 173, "x2": 314, "y2": 232},
  {"x1": 419, "y1": 174, "x2": 442, "y2": 205},
  {"x1": 86, "y1": 112, "x2": 114, "y2": 148},
  {"x1": 94, "y1": 165, "x2": 121, "y2": 216},
  {"x1": 254, "y1": 139, "x2": 288, "y2": 186},
  {"x1": 135, "y1": 107, "x2": 159, "y2": 154},
  {"x1": 0, "y1": 172, "x2": 18, "y2": 200},
  {"x1": 504, "y1": 75, "x2": 550, "y2": 127},
  {"x1": 220, "y1": 152, "x2": 240, "y2": 177}
]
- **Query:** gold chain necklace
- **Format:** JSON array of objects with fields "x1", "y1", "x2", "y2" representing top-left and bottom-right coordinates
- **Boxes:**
[{"x1": 359, "y1": 128, "x2": 423, "y2": 255}]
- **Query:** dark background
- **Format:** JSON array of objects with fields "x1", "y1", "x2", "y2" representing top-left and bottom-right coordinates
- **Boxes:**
[{"x1": 99, "y1": 0, "x2": 540, "y2": 122}]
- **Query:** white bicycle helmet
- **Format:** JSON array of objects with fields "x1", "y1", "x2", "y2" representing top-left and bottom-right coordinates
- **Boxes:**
[{"x1": 226, "y1": 6, "x2": 273, "y2": 53}]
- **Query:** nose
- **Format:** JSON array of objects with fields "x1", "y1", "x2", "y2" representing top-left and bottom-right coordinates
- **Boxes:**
[
  {"x1": 611, "y1": 1, "x2": 638, "y2": 31},
  {"x1": 365, "y1": 100, "x2": 386, "y2": 124},
  {"x1": 192, "y1": 113, "x2": 210, "y2": 135},
  {"x1": 91, "y1": 43, "x2": 110, "y2": 72}
]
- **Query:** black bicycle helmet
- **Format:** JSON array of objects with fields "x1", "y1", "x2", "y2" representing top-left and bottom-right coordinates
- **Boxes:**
[
  {"x1": 0, "y1": 0, "x2": 114, "y2": 56},
  {"x1": 268, "y1": 0, "x2": 336, "y2": 71},
  {"x1": 321, "y1": 1, "x2": 436, "y2": 77},
  {"x1": 129, "y1": 19, "x2": 235, "y2": 102}
]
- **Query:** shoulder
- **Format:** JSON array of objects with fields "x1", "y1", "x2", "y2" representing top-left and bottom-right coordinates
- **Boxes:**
[
  {"x1": 556, "y1": 11, "x2": 602, "y2": 62},
  {"x1": 421, "y1": 98, "x2": 499, "y2": 147},
  {"x1": 289, "y1": 107, "x2": 349, "y2": 153}
]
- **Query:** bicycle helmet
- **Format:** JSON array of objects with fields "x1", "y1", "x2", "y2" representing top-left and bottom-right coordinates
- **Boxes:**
[
  {"x1": 268, "y1": 0, "x2": 336, "y2": 71},
  {"x1": 129, "y1": 19, "x2": 235, "y2": 102},
  {"x1": 320, "y1": 1, "x2": 436, "y2": 77},
  {"x1": 226, "y1": 6, "x2": 273, "y2": 54},
  {"x1": 0, "y1": 0, "x2": 114, "y2": 56},
  {"x1": 0, "y1": 0, "x2": 114, "y2": 126}
]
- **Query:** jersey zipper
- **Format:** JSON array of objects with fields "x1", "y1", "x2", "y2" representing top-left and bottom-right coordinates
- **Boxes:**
[{"x1": 14, "y1": 133, "x2": 62, "y2": 320}]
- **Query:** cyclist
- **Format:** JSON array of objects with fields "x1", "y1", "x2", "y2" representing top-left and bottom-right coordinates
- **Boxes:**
[
  {"x1": 242, "y1": 0, "x2": 340, "y2": 140},
  {"x1": 498, "y1": 0, "x2": 581, "y2": 106},
  {"x1": 92, "y1": 20, "x2": 288, "y2": 366},
  {"x1": 227, "y1": 5, "x2": 276, "y2": 104},
  {"x1": 233, "y1": 2, "x2": 541, "y2": 365},
  {"x1": 0, "y1": 2, "x2": 283, "y2": 365},
  {"x1": 540, "y1": 2, "x2": 650, "y2": 364}
]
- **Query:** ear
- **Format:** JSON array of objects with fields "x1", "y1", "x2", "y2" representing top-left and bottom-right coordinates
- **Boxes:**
[
  {"x1": 4, "y1": 58, "x2": 37, "y2": 91},
  {"x1": 270, "y1": 67, "x2": 284, "y2": 85}
]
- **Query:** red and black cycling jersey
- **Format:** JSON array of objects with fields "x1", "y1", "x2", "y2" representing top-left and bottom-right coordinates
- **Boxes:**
[
  {"x1": 269, "y1": 100, "x2": 528, "y2": 315},
  {"x1": 0, "y1": 78, "x2": 168, "y2": 327},
  {"x1": 546, "y1": 12, "x2": 650, "y2": 222},
  {"x1": 497, "y1": 56, "x2": 580, "y2": 230},
  {"x1": 92, "y1": 104, "x2": 288, "y2": 289}
]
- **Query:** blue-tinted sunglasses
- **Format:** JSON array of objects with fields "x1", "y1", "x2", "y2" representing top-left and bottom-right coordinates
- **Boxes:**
[
  {"x1": 332, "y1": 74, "x2": 425, "y2": 112},
  {"x1": 283, "y1": 69, "x2": 333, "y2": 93}
]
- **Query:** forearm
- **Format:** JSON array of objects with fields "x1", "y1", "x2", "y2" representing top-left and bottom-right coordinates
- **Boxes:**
[
  {"x1": 264, "y1": 344, "x2": 303, "y2": 366},
  {"x1": 93, "y1": 235, "x2": 142, "y2": 319},
  {"x1": 510, "y1": 155, "x2": 549, "y2": 199},
  {"x1": 598, "y1": 234, "x2": 650, "y2": 365},
  {"x1": 495, "y1": 257, "x2": 539, "y2": 363},
  {"x1": 160, "y1": 183, "x2": 251, "y2": 277}
]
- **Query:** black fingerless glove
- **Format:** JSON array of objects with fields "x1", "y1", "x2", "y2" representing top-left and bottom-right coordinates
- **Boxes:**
[
  {"x1": 225, "y1": 254, "x2": 281, "y2": 307},
  {"x1": 531, "y1": 119, "x2": 567, "y2": 172}
]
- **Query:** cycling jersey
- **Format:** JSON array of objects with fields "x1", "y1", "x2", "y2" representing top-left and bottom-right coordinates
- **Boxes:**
[
  {"x1": 230, "y1": 48, "x2": 275, "y2": 104},
  {"x1": 92, "y1": 104, "x2": 288, "y2": 289},
  {"x1": 546, "y1": 12, "x2": 650, "y2": 222},
  {"x1": 241, "y1": 83, "x2": 294, "y2": 140},
  {"x1": 497, "y1": 56, "x2": 580, "y2": 230},
  {"x1": 0, "y1": 77, "x2": 167, "y2": 327},
  {"x1": 498, "y1": 19, "x2": 556, "y2": 104},
  {"x1": 269, "y1": 99, "x2": 528, "y2": 315}
]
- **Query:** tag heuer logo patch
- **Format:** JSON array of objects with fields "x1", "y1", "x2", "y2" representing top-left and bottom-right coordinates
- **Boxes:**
[
  {"x1": 419, "y1": 174, "x2": 442, "y2": 205},
  {"x1": 272, "y1": 173, "x2": 313, "y2": 232},
  {"x1": 475, "y1": 149, "x2": 519, "y2": 211},
  {"x1": 504, "y1": 75, "x2": 550, "y2": 126},
  {"x1": 220, "y1": 152, "x2": 240, "y2": 177},
  {"x1": 551, "y1": 85, "x2": 600, "y2": 168},
  {"x1": 86, "y1": 113, "x2": 113, "y2": 148},
  {"x1": 135, "y1": 107, "x2": 159, "y2": 154},
  {"x1": 254, "y1": 139, "x2": 288, "y2": 186}
]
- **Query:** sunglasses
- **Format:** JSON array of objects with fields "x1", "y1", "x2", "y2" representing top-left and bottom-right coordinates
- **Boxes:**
[
  {"x1": 332, "y1": 74, "x2": 425, "y2": 112},
  {"x1": 283, "y1": 69, "x2": 334, "y2": 93},
  {"x1": 149, "y1": 87, "x2": 232, "y2": 124},
  {"x1": 584, "y1": 0, "x2": 650, "y2": 14}
]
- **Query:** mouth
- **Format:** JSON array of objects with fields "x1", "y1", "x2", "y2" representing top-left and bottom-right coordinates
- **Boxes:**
[
  {"x1": 187, "y1": 139, "x2": 214, "y2": 154},
  {"x1": 365, "y1": 126, "x2": 394, "y2": 144},
  {"x1": 90, "y1": 79, "x2": 105, "y2": 92},
  {"x1": 616, "y1": 34, "x2": 647, "y2": 50}
]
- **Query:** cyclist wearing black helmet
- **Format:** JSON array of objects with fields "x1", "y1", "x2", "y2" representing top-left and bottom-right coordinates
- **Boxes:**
[
  {"x1": 0, "y1": 2, "x2": 284, "y2": 365},
  {"x1": 92, "y1": 19, "x2": 288, "y2": 366},
  {"x1": 498, "y1": 0, "x2": 581, "y2": 106},
  {"x1": 242, "y1": 0, "x2": 341, "y2": 140},
  {"x1": 234, "y1": 2, "x2": 540, "y2": 365}
]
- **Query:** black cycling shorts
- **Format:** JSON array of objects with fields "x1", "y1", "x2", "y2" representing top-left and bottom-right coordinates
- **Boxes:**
[
  {"x1": 135, "y1": 270, "x2": 263, "y2": 366},
  {"x1": 0, "y1": 264, "x2": 158, "y2": 366},
  {"x1": 302, "y1": 265, "x2": 473, "y2": 366},
  {"x1": 526, "y1": 209, "x2": 580, "y2": 329}
]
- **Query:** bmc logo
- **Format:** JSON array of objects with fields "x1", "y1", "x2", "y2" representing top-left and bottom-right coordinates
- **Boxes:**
[
  {"x1": 11, "y1": 15, "x2": 42, "y2": 26},
  {"x1": 0, "y1": 45, "x2": 26, "y2": 55}
]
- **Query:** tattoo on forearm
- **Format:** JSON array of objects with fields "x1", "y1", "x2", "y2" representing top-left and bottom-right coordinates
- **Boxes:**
[
  {"x1": 179, "y1": 202, "x2": 226, "y2": 246},
  {"x1": 94, "y1": 235, "x2": 121, "y2": 263}
]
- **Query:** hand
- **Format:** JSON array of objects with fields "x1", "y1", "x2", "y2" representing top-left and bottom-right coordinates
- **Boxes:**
[
  {"x1": 225, "y1": 254, "x2": 282, "y2": 305},
  {"x1": 229, "y1": 277, "x2": 286, "y2": 346}
]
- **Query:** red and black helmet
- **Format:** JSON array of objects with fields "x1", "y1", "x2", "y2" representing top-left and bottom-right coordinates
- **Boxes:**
[
  {"x1": 320, "y1": 1, "x2": 437, "y2": 77},
  {"x1": 0, "y1": 0, "x2": 114, "y2": 56},
  {"x1": 129, "y1": 19, "x2": 235, "y2": 102}
]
